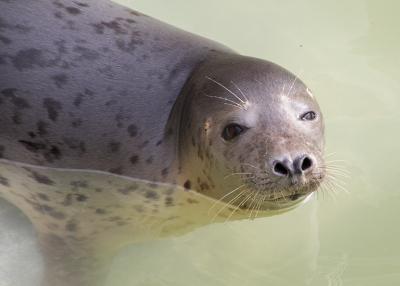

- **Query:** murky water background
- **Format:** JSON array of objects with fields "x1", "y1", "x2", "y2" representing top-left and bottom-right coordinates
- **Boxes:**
[{"x1": 1, "y1": 0, "x2": 400, "y2": 285}]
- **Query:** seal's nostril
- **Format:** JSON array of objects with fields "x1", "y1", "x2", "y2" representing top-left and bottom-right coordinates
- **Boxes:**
[
  {"x1": 273, "y1": 162, "x2": 289, "y2": 176},
  {"x1": 301, "y1": 156, "x2": 313, "y2": 171}
]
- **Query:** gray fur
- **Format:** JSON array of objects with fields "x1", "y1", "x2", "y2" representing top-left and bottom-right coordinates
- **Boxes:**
[{"x1": 0, "y1": 0, "x2": 232, "y2": 182}]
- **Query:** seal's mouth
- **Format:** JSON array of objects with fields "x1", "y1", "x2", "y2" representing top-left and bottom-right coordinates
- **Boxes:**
[
  {"x1": 237, "y1": 172, "x2": 324, "y2": 210},
  {"x1": 263, "y1": 193, "x2": 303, "y2": 202}
]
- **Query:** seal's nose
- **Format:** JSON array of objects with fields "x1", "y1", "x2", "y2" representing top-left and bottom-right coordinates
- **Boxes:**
[{"x1": 272, "y1": 155, "x2": 314, "y2": 177}]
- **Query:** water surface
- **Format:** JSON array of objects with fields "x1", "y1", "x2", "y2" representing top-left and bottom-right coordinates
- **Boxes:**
[{"x1": 1, "y1": 0, "x2": 400, "y2": 285}]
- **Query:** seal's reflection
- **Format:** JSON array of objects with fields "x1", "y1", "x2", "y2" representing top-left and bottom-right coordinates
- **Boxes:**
[{"x1": 0, "y1": 159, "x2": 310, "y2": 286}]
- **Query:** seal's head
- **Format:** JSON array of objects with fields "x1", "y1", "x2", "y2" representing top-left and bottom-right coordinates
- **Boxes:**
[{"x1": 170, "y1": 53, "x2": 325, "y2": 210}]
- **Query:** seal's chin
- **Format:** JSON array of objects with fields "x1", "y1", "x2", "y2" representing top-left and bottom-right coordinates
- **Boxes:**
[
  {"x1": 259, "y1": 192, "x2": 315, "y2": 211},
  {"x1": 242, "y1": 178, "x2": 322, "y2": 211}
]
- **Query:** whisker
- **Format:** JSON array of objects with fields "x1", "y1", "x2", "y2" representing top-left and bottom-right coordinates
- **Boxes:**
[
  {"x1": 205, "y1": 76, "x2": 248, "y2": 107},
  {"x1": 224, "y1": 172, "x2": 253, "y2": 179},
  {"x1": 211, "y1": 189, "x2": 248, "y2": 222},
  {"x1": 230, "y1": 80, "x2": 249, "y2": 102},
  {"x1": 241, "y1": 163, "x2": 262, "y2": 170},
  {"x1": 286, "y1": 75, "x2": 298, "y2": 97},
  {"x1": 248, "y1": 191, "x2": 260, "y2": 219},
  {"x1": 224, "y1": 191, "x2": 254, "y2": 223},
  {"x1": 208, "y1": 184, "x2": 245, "y2": 214},
  {"x1": 203, "y1": 93, "x2": 244, "y2": 109},
  {"x1": 254, "y1": 193, "x2": 266, "y2": 219}
]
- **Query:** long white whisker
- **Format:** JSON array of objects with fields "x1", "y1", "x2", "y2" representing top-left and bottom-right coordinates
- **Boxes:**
[
  {"x1": 211, "y1": 189, "x2": 248, "y2": 222},
  {"x1": 204, "y1": 93, "x2": 244, "y2": 109},
  {"x1": 208, "y1": 184, "x2": 245, "y2": 214},
  {"x1": 224, "y1": 172, "x2": 252, "y2": 179},
  {"x1": 287, "y1": 75, "x2": 298, "y2": 97},
  {"x1": 224, "y1": 191, "x2": 254, "y2": 223},
  {"x1": 205, "y1": 76, "x2": 247, "y2": 106},
  {"x1": 230, "y1": 80, "x2": 249, "y2": 102}
]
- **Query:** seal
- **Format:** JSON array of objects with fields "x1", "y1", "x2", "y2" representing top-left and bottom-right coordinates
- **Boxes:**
[
  {"x1": 0, "y1": 0, "x2": 326, "y2": 285},
  {"x1": 0, "y1": 0, "x2": 325, "y2": 208}
]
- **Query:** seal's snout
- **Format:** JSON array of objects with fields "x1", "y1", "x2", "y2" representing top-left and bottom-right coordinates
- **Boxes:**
[{"x1": 272, "y1": 155, "x2": 314, "y2": 177}]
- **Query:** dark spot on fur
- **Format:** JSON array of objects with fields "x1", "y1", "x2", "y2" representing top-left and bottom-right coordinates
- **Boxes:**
[
  {"x1": 36, "y1": 121, "x2": 48, "y2": 136},
  {"x1": 37, "y1": 193, "x2": 49, "y2": 201},
  {"x1": 73, "y1": 1, "x2": 89, "y2": 7},
  {"x1": 115, "y1": 31, "x2": 143, "y2": 54},
  {"x1": 139, "y1": 140, "x2": 149, "y2": 149},
  {"x1": 65, "y1": 7, "x2": 81, "y2": 15},
  {"x1": 116, "y1": 221, "x2": 127, "y2": 226},
  {"x1": 200, "y1": 182, "x2": 210, "y2": 191},
  {"x1": 51, "y1": 73, "x2": 68, "y2": 88},
  {"x1": 11, "y1": 48, "x2": 49, "y2": 71},
  {"x1": 187, "y1": 198, "x2": 199, "y2": 204},
  {"x1": 156, "y1": 140, "x2": 163, "y2": 146},
  {"x1": 43, "y1": 98, "x2": 62, "y2": 121},
  {"x1": 109, "y1": 167, "x2": 123, "y2": 175},
  {"x1": 91, "y1": 20, "x2": 126, "y2": 35},
  {"x1": 118, "y1": 184, "x2": 137, "y2": 195},
  {"x1": 65, "y1": 220, "x2": 77, "y2": 231},
  {"x1": 63, "y1": 137, "x2": 86, "y2": 154},
  {"x1": 1, "y1": 88, "x2": 31, "y2": 108},
  {"x1": 71, "y1": 118, "x2": 83, "y2": 127},
  {"x1": 54, "y1": 12, "x2": 63, "y2": 19},
  {"x1": 29, "y1": 170, "x2": 55, "y2": 185},
  {"x1": 35, "y1": 204, "x2": 65, "y2": 220},
  {"x1": 18, "y1": 140, "x2": 46, "y2": 152},
  {"x1": 44, "y1": 145, "x2": 62, "y2": 162},
  {"x1": 161, "y1": 168, "x2": 168, "y2": 177},
  {"x1": 91, "y1": 23, "x2": 104, "y2": 34},
  {"x1": 70, "y1": 180, "x2": 88, "y2": 190},
  {"x1": 146, "y1": 156, "x2": 153, "y2": 164},
  {"x1": 165, "y1": 196, "x2": 173, "y2": 207},
  {"x1": 145, "y1": 190, "x2": 159, "y2": 200},
  {"x1": 73, "y1": 45, "x2": 100, "y2": 61},
  {"x1": 130, "y1": 154, "x2": 139, "y2": 164},
  {"x1": 62, "y1": 194, "x2": 73, "y2": 206},
  {"x1": 125, "y1": 18, "x2": 136, "y2": 24},
  {"x1": 73, "y1": 94, "x2": 83, "y2": 107},
  {"x1": 95, "y1": 208, "x2": 106, "y2": 215},
  {"x1": 0, "y1": 145, "x2": 5, "y2": 158},
  {"x1": 102, "y1": 20, "x2": 125, "y2": 34},
  {"x1": 183, "y1": 180, "x2": 191, "y2": 190},
  {"x1": 133, "y1": 205, "x2": 144, "y2": 213},
  {"x1": 28, "y1": 131, "x2": 36, "y2": 138},
  {"x1": 108, "y1": 141, "x2": 121, "y2": 153},
  {"x1": 0, "y1": 35, "x2": 11, "y2": 44},
  {"x1": 128, "y1": 10, "x2": 142, "y2": 16},
  {"x1": 108, "y1": 216, "x2": 122, "y2": 222},
  {"x1": 0, "y1": 55, "x2": 6, "y2": 65},
  {"x1": 127, "y1": 124, "x2": 138, "y2": 137},
  {"x1": 0, "y1": 174, "x2": 9, "y2": 187},
  {"x1": 75, "y1": 194, "x2": 88, "y2": 202}
]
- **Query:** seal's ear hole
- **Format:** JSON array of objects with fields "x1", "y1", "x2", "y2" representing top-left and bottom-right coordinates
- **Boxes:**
[
  {"x1": 300, "y1": 111, "x2": 316, "y2": 121},
  {"x1": 222, "y1": 123, "x2": 246, "y2": 141}
]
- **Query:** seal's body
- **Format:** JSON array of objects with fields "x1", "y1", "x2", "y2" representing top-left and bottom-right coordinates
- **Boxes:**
[
  {"x1": 0, "y1": 0, "x2": 230, "y2": 182},
  {"x1": 0, "y1": 0, "x2": 326, "y2": 208}
]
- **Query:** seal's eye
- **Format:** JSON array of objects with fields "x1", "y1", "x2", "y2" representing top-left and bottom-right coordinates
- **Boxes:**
[
  {"x1": 222, "y1": 124, "x2": 245, "y2": 141},
  {"x1": 301, "y1": 111, "x2": 316, "y2": 121}
]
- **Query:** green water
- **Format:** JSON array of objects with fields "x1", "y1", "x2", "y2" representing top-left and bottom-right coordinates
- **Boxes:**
[
  {"x1": 1, "y1": 0, "x2": 400, "y2": 285},
  {"x1": 109, "y1": 0, "x2": 400, "y2": 285}
]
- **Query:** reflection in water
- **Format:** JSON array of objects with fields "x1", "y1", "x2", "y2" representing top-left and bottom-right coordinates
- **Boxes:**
[{"x1": 0, "y1": 159, "x2": 309, "y2": 285}]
